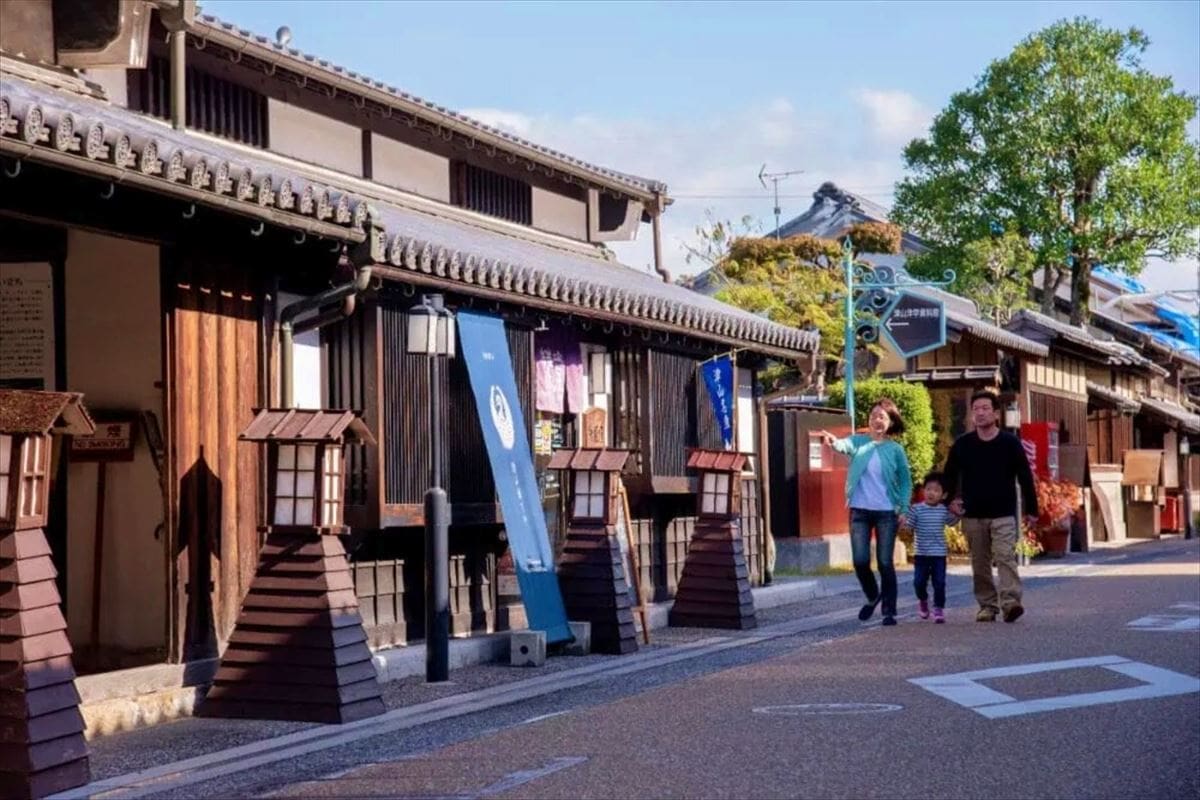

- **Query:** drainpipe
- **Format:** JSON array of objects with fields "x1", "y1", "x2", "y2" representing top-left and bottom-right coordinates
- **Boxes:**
[
  {"x1": 651, "y1": 192, "x2": 670, "y2": 283},
  {"x1": 160, "y1": 1, "x2": 196, "y2": 131},
  {"x1": 280, "y1": 262, "x2": 373, "y2": 409}
]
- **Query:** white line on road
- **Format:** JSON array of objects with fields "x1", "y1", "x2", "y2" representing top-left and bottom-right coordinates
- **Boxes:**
[
  {"x1": 910, "y1": 656, "x2": 1200, "y2": 719},
  {"x1": 475, "y1": 757, "x2": 589, "y2": 798}
]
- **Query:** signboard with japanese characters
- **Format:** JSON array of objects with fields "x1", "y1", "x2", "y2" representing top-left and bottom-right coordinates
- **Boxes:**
[
  {"x1": 70, "y1": 411, "x2": 139, "y2": 462},
  {"x1": 0, "y1": 263, "x2": 56, "y2": 391},
  {"x1": 881, "y1": 291, "x2": 946, "y2": 358}
]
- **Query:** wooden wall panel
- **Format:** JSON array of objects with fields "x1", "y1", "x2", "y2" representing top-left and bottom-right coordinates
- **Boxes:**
[
  {"x1": 168, "y1": 256, "x2": 263, "y2": 659},
  {"x1": 1029, "y1": 390, "x2": 1088, "y2": 447}
]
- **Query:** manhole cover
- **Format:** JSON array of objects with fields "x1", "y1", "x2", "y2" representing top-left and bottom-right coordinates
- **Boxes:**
[{"x1": 753, "y1": 703, "x2": 903, "y2": 716}]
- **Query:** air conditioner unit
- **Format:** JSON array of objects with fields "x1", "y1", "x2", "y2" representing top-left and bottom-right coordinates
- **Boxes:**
[{"x1": 55, "y1": 0, "x2": 153, "y2": 70}]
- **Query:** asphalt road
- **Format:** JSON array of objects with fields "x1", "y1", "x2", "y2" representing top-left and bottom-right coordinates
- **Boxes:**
[
  {"x1": 264, "y1": 540, "x2": 1200, "y2": 800},
  {"x1": 70, "y1": 540, "x2": 1200, "y2": 800}
]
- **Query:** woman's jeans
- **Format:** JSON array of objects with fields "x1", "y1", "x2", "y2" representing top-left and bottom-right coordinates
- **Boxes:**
[{"x1": 850, "y1": 508, "x2": 898, "y2": 616}]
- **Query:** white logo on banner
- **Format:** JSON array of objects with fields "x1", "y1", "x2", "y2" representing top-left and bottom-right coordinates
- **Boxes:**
[{"x1": 490, "y1": 385, "x2": 516, "y2": 450}]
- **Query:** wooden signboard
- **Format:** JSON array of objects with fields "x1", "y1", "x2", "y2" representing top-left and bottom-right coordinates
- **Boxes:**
[
  {"x1": 70, "y1": 411, "x2": 139, "y2": 462},
  {"x1": 581, "y1": 407, "x2": 607, "y2": 449}
]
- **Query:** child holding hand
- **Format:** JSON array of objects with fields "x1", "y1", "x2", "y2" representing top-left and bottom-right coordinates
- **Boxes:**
[{"x1": 904, "y1": 472, "x2": 959, "y2": 623}]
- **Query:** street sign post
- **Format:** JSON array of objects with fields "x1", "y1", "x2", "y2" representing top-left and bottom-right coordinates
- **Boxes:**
[
  {"x1": 881, "y1": 291, "x2": 946, "y2": 358},
  {"x1": 841, "y1": 238, "x2": 955, "y2": 425}
]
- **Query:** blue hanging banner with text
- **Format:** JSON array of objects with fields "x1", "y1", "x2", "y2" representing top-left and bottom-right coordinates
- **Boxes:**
[
  {"x1": 701, "y1": 354, "x2": 736, "y2": 450},
  {"x1": 457, "y1": 311, "x2": 572, "y2": 644}
]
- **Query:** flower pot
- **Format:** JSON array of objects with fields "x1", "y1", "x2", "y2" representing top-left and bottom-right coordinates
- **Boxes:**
[{"x1": 1039, "y1": 524, "x2": 1070, "y2": 557}]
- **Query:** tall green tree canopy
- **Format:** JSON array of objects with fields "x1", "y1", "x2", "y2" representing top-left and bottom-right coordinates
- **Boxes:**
[{"x1": 893, "y1": 18, "x2": 1200, "y2": 323}]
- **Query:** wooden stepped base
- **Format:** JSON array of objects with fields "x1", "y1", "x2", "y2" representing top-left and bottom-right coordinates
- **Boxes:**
[
  {"x1": 668, "y1": 520, "x2": 757, "y2": 630},
  {"x1": 0, "y1": 527, "x2": 90, "y2": 799},
  {"x1": 557, "y1": 526, "x2": 638, "y2": 655},
  {"x1": 200, "y1": 532, "x2": 385, "y2": 724}
]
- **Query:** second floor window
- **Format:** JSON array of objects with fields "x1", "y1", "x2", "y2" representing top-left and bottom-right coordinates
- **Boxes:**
[
  {"x1": 452, "y1": 162, "x2": 532, "y2": 225},
  {"x1": 131, "y1": 55, "x2": 269, "y2": 148}
]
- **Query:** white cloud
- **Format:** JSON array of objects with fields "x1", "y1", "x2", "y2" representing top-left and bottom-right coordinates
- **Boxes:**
[
  {"x1": 854, "y1": 89, "x2": 933, "y2": 147},
  {"x1": 454, "y1": 99, "x2": 912, "y2": 279}
]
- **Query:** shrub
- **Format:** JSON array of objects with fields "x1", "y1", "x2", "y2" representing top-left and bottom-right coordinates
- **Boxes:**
[{"x1": 826, "y1": 377, "x2": 935, "y2": 485}]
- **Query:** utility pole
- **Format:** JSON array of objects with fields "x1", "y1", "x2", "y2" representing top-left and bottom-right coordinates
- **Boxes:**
[{"x1": 758, "y1": 165, "x2": 804, "y2": 239}]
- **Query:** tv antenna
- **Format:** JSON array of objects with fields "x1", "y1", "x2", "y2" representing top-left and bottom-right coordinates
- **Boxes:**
[{"x1": 758, "y1": 165, "x2": 805, "y2": 239}]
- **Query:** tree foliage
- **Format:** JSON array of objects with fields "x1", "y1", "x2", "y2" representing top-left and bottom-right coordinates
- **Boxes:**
[
  {"x1": 826, "y1": 377, "x2": 936, "y2": 485},
  {"x1": 892, "y1": 17, "x2": 1200, "y2": 323}
]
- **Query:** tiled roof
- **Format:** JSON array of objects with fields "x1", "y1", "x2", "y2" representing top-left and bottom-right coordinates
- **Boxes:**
[
  {"x1": 1007, "y1": 310, "x2": 1166, "y2": 374},
  {"x1": 1138, "y1": 397, "x2": 1200, "y2": 433},
  {"x1": 190, "y1": 15, "x2": 666, "y2": 199},
  {"x1": 546, "y1": 449, "x2": 632, "y2": 472},
  {"x1": 1085, "y1": 382, "x2": 1141, "y2": 415},
  {"x1": 0, "y1": 74, "x2": 816, "y2": 356},
  {"x1": 240, "y1": 408, "x2": 376, "y2": 444},
  {"x1": 0, "y1": 390, "x2": 94, "y2": 435},
  {"x1": 686, "y1": 449, "x2": 749, "y2": 472}
]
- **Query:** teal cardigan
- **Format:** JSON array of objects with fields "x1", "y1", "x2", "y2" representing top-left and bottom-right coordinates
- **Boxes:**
[{"x1": 832, "y1": 435, "x2": 913, "y2": 516}]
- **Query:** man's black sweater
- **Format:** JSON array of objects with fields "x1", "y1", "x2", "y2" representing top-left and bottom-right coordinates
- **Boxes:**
[{"x1": 943, "y1": 429, "x2": 1039, "y2": 519}]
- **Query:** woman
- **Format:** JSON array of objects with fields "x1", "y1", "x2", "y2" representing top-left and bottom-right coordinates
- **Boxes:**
[{"x1": 820, "y1": 399, "x2": 913, "y2": 627}]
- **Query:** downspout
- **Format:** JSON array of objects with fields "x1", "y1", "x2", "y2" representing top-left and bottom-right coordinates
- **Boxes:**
[
  {"x1": 651, "y1": 192, "x2": 670, "y2": 283},
  {"x1": 160, "y1": 1, "x2": 196, "y2": 131},
  {"x1": 279, "y1": 207, "x2": 383, "y2": 409},
  {"x1": 280, "y1": 262, "x2": 373, "y2": 409}
]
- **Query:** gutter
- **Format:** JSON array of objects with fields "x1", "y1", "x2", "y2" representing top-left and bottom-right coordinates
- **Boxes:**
[{"x1": 279, "y1": 208, "x2": 382, "y2": 408}]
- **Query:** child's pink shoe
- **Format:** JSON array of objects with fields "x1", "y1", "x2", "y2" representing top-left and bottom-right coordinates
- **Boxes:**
[
  {"x1": 917, "y1": 599, "x2": 930, "y2": 619},
  {"x1": 932, "y1": 607, "x2": 945, "y2": 624}
]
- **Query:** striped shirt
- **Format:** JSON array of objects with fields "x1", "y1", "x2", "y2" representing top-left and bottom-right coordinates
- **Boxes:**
[{"x1": 905, "y1": 503, "x2": 960, "y2": 557}]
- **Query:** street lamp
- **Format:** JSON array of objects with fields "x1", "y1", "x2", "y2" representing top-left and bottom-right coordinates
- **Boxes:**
[
  {"x1": 1180, "y1": 436, "x2": 1193, "y2": 540},
  {"x1": 407, "y1": 293, "x2": 456, "y2": 682}
]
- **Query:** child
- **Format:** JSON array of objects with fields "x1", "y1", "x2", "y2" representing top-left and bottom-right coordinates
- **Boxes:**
[{"x1": 904, "y1": 472, "x2": 959, "y2": 623}]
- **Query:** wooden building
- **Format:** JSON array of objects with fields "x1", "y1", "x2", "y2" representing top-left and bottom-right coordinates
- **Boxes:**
[{"x1": 0, "y1": 1, "x2": 817, "y2": 714}]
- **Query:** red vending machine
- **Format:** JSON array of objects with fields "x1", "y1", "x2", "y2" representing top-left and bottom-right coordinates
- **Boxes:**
[{"x1": 1020, "y1": 422, "x2": 1060, "y2": 481}]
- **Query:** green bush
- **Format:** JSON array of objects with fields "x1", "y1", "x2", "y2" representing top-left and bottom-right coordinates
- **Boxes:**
[{"x1": 826, "y1": 377, "x2": 935, "y2": 485}]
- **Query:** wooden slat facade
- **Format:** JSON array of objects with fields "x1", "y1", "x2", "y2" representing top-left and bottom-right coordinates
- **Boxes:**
[
  {"x1": 1028, "y1": 390, "x2": 1089, "y2": 446},
  {"x1": 167, "y1": 253, "x2": 264, "y2": 659},
  {"x1": 1088, "y1": 409, "x2": 1134, "y2": 466}
]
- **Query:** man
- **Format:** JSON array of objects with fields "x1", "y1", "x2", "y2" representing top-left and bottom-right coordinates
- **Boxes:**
[{"x1": 943, "y1": 390, "x2": 1038, "y2": 623}]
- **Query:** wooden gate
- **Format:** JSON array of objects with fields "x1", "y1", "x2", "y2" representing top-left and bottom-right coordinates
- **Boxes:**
[{"x1": 165, "y1": 255, "x2": 264, "y2": 660}]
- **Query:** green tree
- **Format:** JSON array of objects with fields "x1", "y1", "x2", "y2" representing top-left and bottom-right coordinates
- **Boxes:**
[
  {"x1": 826, "y1": 377, "x2": 936, "y2": 485},
  {"x1": 960, "y1": 232, "x2": 1037, "y2": 325},
  {"x1": 893, "y1": 18, "x2": 1200, "y2": 323}
]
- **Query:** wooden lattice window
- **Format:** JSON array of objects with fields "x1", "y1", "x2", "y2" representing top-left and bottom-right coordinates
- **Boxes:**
[
  {"x1": 700, "y1": 472, "x2": 731, "y2": 515},
  {"x1": 274, "y1": 444, "x2": 316, "y2": 526},
  {"x1": 452, "y1": 162, "x2": 532, "y2": 225},
  {"x1": 322, "y1": 446, "x2": 344, "y2": 528},
  {"x1": 0, "y1": 435, "x2": 12, "y2": 522},
  {"x1": 572, "y1": 470, "x2": 607, "y2": 520},
  {"x1": 18, "y1": 436, "x2": 50, "y2": 520},
  {"x1": 131, "y1": 55, "x2": 269, "y2": 147}
]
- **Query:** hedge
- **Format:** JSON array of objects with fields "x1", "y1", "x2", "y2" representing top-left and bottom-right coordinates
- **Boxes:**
[{"x1": 826, "y1": 377, "x2": 935, "y2": 485}]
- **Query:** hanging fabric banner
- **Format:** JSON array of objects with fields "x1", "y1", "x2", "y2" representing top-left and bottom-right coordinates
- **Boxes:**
[
  {"x1": 701, "y1": 354, "x2": 736, "y2": 450},
  {"x1": 458, "y1": 311, "x2": 572, "y2": 644}
]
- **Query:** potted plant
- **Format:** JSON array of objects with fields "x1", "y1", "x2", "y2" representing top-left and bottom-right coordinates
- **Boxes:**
[{"x1": 1031, "y1": 477, "x2": 1082, "y2": 557}]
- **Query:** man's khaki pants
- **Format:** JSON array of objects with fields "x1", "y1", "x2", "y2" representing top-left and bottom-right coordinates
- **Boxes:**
[{"x1": 962, "y1": 517, "x2": 1022, "y2": 613}]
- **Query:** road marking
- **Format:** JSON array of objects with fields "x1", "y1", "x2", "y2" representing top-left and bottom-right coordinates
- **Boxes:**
[
  {"x1": 475, "y1": 756, "x2": 588, "y2": 798},
  {"x1": 910, "y1": 656, "x2": 1200, "y2": 719},
  {"x1": 753, "y1": 703, "x2": 903, "y2": 716},
  {"x1": 1127, "y1": 614, "x2": 1200, "y2": 632}
]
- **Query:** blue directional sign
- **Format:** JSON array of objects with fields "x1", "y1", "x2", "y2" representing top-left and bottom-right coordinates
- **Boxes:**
[{"x1": 881, "y1": 291, "x2": 946, "y2": 358}]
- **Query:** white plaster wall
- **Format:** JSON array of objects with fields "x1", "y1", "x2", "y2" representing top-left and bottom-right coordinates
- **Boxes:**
[
  {"x1": 64, "y1": 229, "x2": 166, "y2": 652},
  {"x1": 278, "y1": 292, "x2": 324, "y2": 410},
  {"x1": 532, "y1": 187, "x2": 587, "y2": 241},
  {"x1": 370, "y1": 133, "x2": 450, "y2": 203},
  {"x1": 268, "y1": 98, "x2": 362, "y2": 176},
  {"x1": 87, "y1": 68, "x2": 128, "y2": 107}
]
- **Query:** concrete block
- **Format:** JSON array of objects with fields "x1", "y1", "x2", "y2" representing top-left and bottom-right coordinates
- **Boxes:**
[
  {"x1": 510, "y1": 630, "x2": 546, "y2": 667},
  {"x1": 564, "y1": 621, "x2": 591, "y2": 656}
]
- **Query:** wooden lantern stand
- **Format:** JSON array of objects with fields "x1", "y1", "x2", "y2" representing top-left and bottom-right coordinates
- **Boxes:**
[
  {"x1": 668, "y1": 448, "x2": 758, "y2": 630},
  {"x1": 550, "y1": 448, "x2": 646, "y2": 655},
  {"x1": 0, "y1": 390, "x2": 95, "y2": 799},
  {"x1": 199, "y1": 409, "x2": 385, "y2": 724}
]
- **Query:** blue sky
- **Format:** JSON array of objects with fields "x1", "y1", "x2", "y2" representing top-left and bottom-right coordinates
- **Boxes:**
[{"x1": 203, "y1": 0, "x2": 1200, "y2": 288}]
